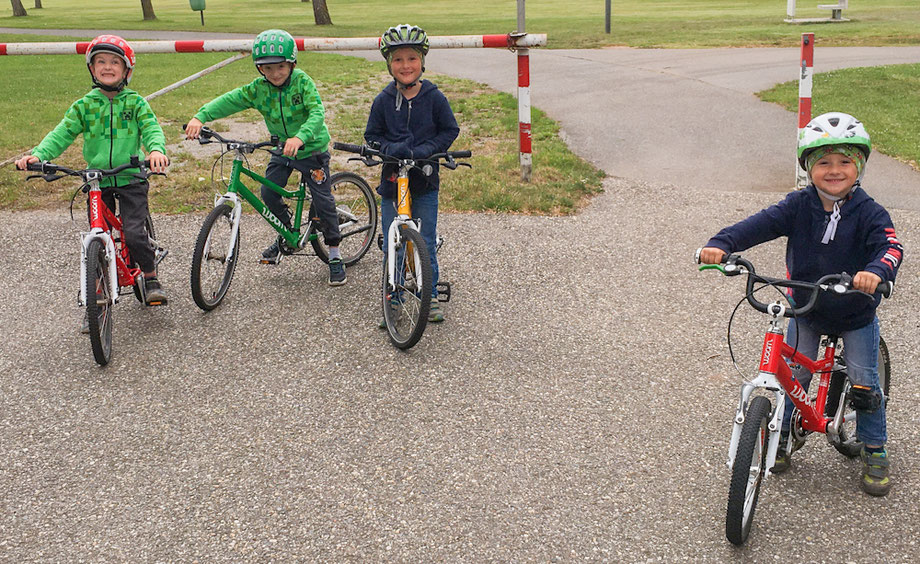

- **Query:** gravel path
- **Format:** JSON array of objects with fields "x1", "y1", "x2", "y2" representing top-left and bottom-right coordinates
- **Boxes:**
[{"x1": 2, "y1": 33, "x2": 920, "y2": 560}]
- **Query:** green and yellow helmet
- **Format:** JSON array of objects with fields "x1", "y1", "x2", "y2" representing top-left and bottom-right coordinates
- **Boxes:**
[
  {"x1": 379, "y1": 24, "x2": 430, "y2": 60},
  {"x1": 797, "y1": 112, "x2": 871, "y2": 169},
  {"x1": 253, "y1": 29, "x2": 297, "y2": 65}
]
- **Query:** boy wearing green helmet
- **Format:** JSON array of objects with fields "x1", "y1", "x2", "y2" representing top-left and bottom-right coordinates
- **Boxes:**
[
  {"x1": 365, "y1": 24, "x2": 459, "y2": 323},
  {"x1": 185, "y1": 29, "x2": 346, "y2": 285},
  {"x1": 699, "y1": 112, "x2": 903, "y2": 497}
]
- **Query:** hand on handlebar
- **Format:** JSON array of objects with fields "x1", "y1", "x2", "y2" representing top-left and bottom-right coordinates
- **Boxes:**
[
  {"x1": 852, "y1": 271, "x2": 883, "y2": 295},
  {"x1": 15, "y1": 154, "x2": 39, "y2": 171},
  {"x1": 147, "y1": 150, "x2": 169, "y2": 174},
  {"x1": 697, "y1": 246, "x2": 727, "y2": 265},
  {"x1": 184, "y1": 118, "x2": 204, "y2": 140},
  {"x1": 283, "y1": 137, "x2": 304, "y2": 158}
]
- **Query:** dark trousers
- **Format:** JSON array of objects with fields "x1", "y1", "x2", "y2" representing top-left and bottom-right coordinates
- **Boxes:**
[
  {"x1": 95, "y1": 181, "x2": 156, "y2": 273},
  {"x1": 261, "y1": 151, "x2": 341, "y2": 247}
]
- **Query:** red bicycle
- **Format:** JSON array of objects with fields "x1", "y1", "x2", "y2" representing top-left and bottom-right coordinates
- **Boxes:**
[
  {"x1": 697, "y1": 252, "x2": 891, "y2": 545},
  {"x1": 25, "y1": 157, "x2": 167, "y2": 365}
]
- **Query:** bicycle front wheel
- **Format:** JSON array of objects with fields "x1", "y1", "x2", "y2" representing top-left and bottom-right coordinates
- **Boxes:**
[
  {"x1": 383, "y1": 225, "x2": 432, "y2": 350},
  {"x1": 311, "y1": 172, "x2": 377, "y2": 266},
  {"x1": 191, "y1": 203, "x2": 239, "y2": 311},
  {"x1": 85, "y1": 238, "x2": 114, "y2": 366},
  {"x1": 726, "y1": 395, "x2": 771, "y2": 546},
  {"x1": 827, "y1": 337, "x2": 891, "y2": 458}
]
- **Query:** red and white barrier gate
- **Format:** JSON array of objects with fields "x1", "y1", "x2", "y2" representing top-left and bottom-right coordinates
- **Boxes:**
[{"x1": 796, "y1": 32, "x2": 814, "y2": 189}]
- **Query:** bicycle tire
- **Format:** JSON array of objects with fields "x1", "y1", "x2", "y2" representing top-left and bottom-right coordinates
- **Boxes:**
[
  {"x1": 383, "y1": 225, "x2": 432, "y2": 349},
  {"x1": 310, "y1": 172, "x2": 377, "y2": 266},
  {"x1": 191, "y1": 203, "x2": 239, "y2": 311},
  {"x1": 85, "y1": 238, "x2": 114, "y2": 366},
  {"x1": 726, "y1": 395, "x2": 771, "y2": 546},
  {"x1": 827, "y1": 336, "x2": 891, "y2": 458}
]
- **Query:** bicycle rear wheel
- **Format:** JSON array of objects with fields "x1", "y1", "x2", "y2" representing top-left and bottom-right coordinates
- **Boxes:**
[
  {"x1": 827, "y1": 337, "x2": 891, "y2": 458},
  {"x1": 310, "y1": 172, "x2": 377, "y2": 266},
  {"x1": 191, "y1": 203, "x2": 239, "y2": 311},
  {"x1": 85, "y1": 238, "x2": 114, "y2": 366},
  {"x1": 383, "y1": 225, "x2": 432, "y2": 349},
  {"x1": 726, "y1": 395, "x2": 771, "y2": 546}
]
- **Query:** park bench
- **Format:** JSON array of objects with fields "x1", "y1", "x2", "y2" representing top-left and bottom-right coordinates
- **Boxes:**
[{"x1": 817, "y1": 0, "x2": 848, "y2": 20}]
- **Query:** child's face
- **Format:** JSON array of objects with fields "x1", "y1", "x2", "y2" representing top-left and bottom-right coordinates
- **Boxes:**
[
  {"x1": 810, "y1": 152, "x2": 859, "y2": 198},
  {"x1": 259, "y1": 62, "x2": 294, "y2": 87},
  {"x1": 90, "y1": 53, "x2": 128, "y2": 88},
  {"x1": 389, "y1": 47, "x2": 423, "y2": 86}
]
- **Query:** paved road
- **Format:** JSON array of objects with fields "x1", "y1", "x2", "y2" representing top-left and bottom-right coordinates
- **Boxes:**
[{"x1": 2, "y1": 30, "x2": 920, "y2": 560}]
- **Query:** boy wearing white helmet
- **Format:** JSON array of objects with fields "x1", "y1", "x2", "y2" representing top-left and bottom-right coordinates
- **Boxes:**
[
  {"x1": 365, "y1": 24, "x2": 460, "y2": 323},
  {"x1": 699, "y1": 112, "x2": 903, "y2": 497}
]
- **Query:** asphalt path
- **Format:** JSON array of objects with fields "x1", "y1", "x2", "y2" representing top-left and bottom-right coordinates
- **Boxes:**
[{"x1": 2, "y1": 29, "x2": 920, "y2": 560}]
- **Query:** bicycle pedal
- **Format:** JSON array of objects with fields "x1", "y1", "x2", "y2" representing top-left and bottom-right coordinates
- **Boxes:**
[
  {"x1": 436, "y1": 281, "x2": 451, "y2": 302},
  {"x1": 377, "y1": 233, "x2": 384, "y2": 251},
  {"x1": 146, "y1": 299, "x2": 167, "y2": 307}
]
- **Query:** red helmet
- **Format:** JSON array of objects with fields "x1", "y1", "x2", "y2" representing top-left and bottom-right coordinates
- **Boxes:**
[{"x1": 85, "y1": 35, "x2": 136, "y2": 89}]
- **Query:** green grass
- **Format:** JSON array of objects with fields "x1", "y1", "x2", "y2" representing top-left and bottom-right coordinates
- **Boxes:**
[
  {"x1": 758, "y1": 63, "x2": 920, "y2": 170},
  {"x1": 2, "y1": 0, "x2": 920, "y2": 48},
  {"x1": 0, "y1": 34, "x2": 603, "y2": 214}
]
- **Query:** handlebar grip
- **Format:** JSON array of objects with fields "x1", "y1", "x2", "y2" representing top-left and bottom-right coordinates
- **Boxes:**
[
  {"x1": 449, "y1": 150, "x2": 472, "y2": 158},
  {"x1": 333, "y1": 142, "x2": 363, "y2": 154},
  {"x1": 26, "y1": 161, "x2": 45, "y2": 172},
  {"x1": 877, "y1": 281, "x2": 893, "y2": 299}
]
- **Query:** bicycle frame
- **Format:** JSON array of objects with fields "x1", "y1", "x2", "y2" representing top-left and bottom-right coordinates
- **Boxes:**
[
  {"x1": 384, "y1": 164, "x2": 424, "y2": 292},
  {"x1": 727, "y1": 307, "x2": 851, "y2": 475},
  {"x1": 78, "y1": 174, "x2": 141, "y2": 307}
]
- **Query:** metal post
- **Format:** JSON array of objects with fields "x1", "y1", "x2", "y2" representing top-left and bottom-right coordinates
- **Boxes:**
[
  {"x1": 517, "y1": 0, "x2": 532, "y2": 182},
  {"x1": 606, "y1": 0, "x2": 611, "y2": 33},
  {"x1": 795, "y1": 32, "x2": 814, "y2": 189}
]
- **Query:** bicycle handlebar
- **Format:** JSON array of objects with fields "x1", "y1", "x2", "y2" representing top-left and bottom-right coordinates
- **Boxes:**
[
  {"x1": 696, "y1": 251, "x2": 892, "y2": 317},
  {"x1": 332, "y1": 141, "x2": 472, "y2": 169},
  {"x1": 25, "y1": 156, "x2": 157, "y2": 184},
  {"x1": 184, "y1": 124, "x2": 280, "y2": 153}
]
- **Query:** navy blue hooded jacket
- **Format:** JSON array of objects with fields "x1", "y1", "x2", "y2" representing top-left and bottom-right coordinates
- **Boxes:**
[
  {"x1": 364, "y1": 79, "x2": 459, "y2": 199},
  {"x1": 706, "y1": 185, "x2": 903, "y2": 334}
]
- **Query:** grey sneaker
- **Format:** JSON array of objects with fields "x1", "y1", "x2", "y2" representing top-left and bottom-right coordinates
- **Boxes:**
[
  {"x1": 428, "y1": 297, "x2": 444, "y2": 322},
  {"x1": 328, "y1": 258, "x2": 347, "y2": 286},
  {"x1": 80, "y1": 311, "x2": 90, "y2": 334},
  {"x1": 261, "y1": 240, "x2": 282, "y2": 264},
  {"x1": 860, "y1": 447, "x2": 891, "y2": 497},
  {"x1": 772, "y1": 435, "x2": 792, "y2": 474},
  {"x1": 144, "y1": 277, "x2": 168, "y2": 306}
]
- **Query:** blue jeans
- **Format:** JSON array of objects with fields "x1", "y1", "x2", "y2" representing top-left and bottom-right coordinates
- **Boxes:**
[
  {"x1": 783, "y1": 317, "x2": 887, "y2": 445},
  {"x1": 381, "y1": 189, "x2": 439, "y2": 298}
]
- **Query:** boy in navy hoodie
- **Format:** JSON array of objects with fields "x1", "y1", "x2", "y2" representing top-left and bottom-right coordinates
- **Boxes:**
[
  {"x1": 699, "y1": 112, "x2": 903, "y2": 496},
  {"x1": 365, "y1": 24, "x2": 460, "y2": 323}
]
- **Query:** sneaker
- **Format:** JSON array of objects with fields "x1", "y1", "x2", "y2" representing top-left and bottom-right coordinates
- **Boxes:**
[
  {"x1": 772, "y1": 436, "x2": 792, "y2": 474},
  {"x1": 261, "y1": 240, "x2": 282, "y2": 264},
  {"x1": 144, "y1": 277, "x2": 168, "y2": 306},
  {"x1": 860, "y1": 447, "x2": 891, "y2": 497},
  {"x1": 379, "y1": 297, "x2": 398, "y2": 329},
  {"x1": 328, "y1": 258, "x2": 347, "y2": 286},
  {"x1": 80, "y1": 311, "x2": 90, "y2": 334},
  {"x1": 428, "y1": 298, "x2": 444, "y2": 323}
]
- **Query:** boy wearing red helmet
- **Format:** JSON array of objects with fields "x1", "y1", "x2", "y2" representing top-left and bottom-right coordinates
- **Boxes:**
[{"x1": 17, "y1": 35, "x2": 170, "y2": 318}]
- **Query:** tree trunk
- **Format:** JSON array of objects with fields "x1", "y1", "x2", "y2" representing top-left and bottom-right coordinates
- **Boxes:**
[
  {"x1": 34, "y1": 0, "x2": 42, "y2": 8},
  {"x1": 312, "y1": 0, "x2": 332, "y2": 25},
  {"x1": 140, "y1": 0, "x2": 156, "y2": 21},
  {"x1": 11, "y1": 0, "x2": 27, "y2": 16}
]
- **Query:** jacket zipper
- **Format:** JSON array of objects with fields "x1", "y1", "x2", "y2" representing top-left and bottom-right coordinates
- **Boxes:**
[
  {"x1": 108, "y1": 97, "x2": 115, "y2": 169},
  {"x1": 278, "y1": 90, "x2": 289, "y2": 138}
]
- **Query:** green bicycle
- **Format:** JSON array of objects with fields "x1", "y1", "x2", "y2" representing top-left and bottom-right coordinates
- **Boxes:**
[{"x1": 189, "y1": 126, "x2": 377, "y2": 311}]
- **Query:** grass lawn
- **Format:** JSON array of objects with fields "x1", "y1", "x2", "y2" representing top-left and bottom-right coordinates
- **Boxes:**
[
  {"x1": 1, "y1": 0, "x2": 920, "y2": 48},
  {"x1": 0, "y1": 33, "x2": 603, "y2": 214},
  {"x1": 758, "y1": 63, "x2": 920, "y2": 171}
]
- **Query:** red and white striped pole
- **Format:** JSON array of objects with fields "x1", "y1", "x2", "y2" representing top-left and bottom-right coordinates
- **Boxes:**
[
  {"x1": 796, "y1": 32, "x2": 814, "y2": 189},
  {"x1": 516, "y1": 0, "x2": 532, "y2": 181}
]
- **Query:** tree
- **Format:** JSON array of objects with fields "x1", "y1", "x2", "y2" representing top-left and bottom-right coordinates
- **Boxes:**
[
  {"x1": 140, "y1": 0, "x2": 156, "y2": 20},
  {"x1": 34, "y1": 0, "x2": 42, "y2": 8},
  {"x1": 11, "y1": 0, "x2": 27, "y2": 16},
  {"x1": 312, "y1": 0, "x2": 332, "y2": 25}
]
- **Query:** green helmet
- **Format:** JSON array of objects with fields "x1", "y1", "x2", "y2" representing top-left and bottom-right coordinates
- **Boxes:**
[
  {"x1": 379, "y1": 24, "x2": 430, "y2": 59},
  {"x1": 253, "y1": 29, "x2": 297, "y2": 65}
]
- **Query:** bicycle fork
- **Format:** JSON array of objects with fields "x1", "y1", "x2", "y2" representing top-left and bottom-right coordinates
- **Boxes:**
[
  {"x1": 213, "y1": 192, "x2": 243, "y2": 261},
  {"x1": 78, "y1": 229, "x2": 118, "y2": 308}
]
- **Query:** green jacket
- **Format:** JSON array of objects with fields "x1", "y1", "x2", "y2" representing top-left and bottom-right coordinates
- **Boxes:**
[
  {"x1": 32, "y1": 88, "x2": 166, "y2": 188},
  {"x1": 194, "y1": 68, "x2": 330, "y2": 158}
]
